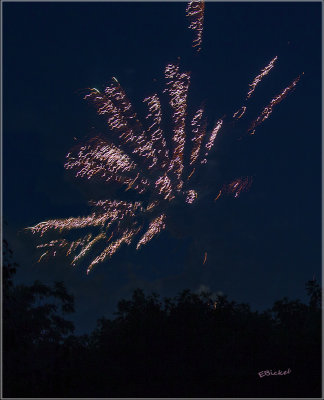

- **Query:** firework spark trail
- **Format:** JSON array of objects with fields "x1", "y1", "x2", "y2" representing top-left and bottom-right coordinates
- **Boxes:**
[
  {"x1": 214, "y1": 190, "x2": 222, "y2": 202},
  {"x1": 144, "y1": 94, "x2": 179, "y2": 199},
  {"x1": 164, "y1": 63, "x2": 191, "y2": 191},
  {"x1": 186, "y1": 189, "x2": 198, "y2": 204},
  {"x1": 37, "y1": 234, "x2": 93, "y2": 262},
  {"x1": 146, "y1": 200, "x2": 159, "y2": 211},
  {"x1": 222, "y1": 177, "x2": 253, "y2": 198},
  {"x1": 67, "y1": 234, "x2": 93, "y2": 255},
  {"x1": 136, "y1": 214, "x2": 166, "y2": 250},
  {"x1": 247, "y1": 56, "x2": 278, "y2": 99},
  {"x1": 65, "y1": 137, "x2": 151, "y2": 194},
  {"x1": 155, "y1": 174, "x2": 175, "y2": 201},
  {"x1": 186, "y1": 0, "x2": 205, "y2": 52},
  {"x1": 106, "y1": 80, "x2": 159, "y2": 169},
  {"x1": 65, "y1": 138, "x2": 136, "y2": 177},
  {"x1": 248, "y1": 74, "x2": 303, "y2": 135},
  {"x1": 233, "y1": 106, "x2": 247, "y2": 120},
  {"x1": 201, "y1": 118, "x2": 223, "y2": 163},
  {"x1": 88, "y1": 200, "x2": 144, "y2": 231},
  {"x1": 87, "y1": 226, "x2": 141, "y2": 274},
  {"x1": 37, "y1": 239, "x2": 68, "y2": 249},
  {"x1": 28, "y1": 200, "x2": 144, "y2": 238},
  {"x1": 28, "y1": 213, "x2": 111, "y2": 236},
  {"x1": 38, "y1": 252, "x2": 49, "y2": 262},
  {"x1": 71, "y1": 232, "x2": 107, "y2": 266},
  {"x1": 66, "y1": 138, "x2": 133, "y2": 178},
  {"x1": 189, "y1": 107, "x2": 207, "y2": 166},
  {"x1": 187, "y1": 168, "x2": 195, "y2": 181},
  {"x1": 85, "y1": 80, "x2": 157, "y2": 170},
  {"x1": 214, "y1": 177, "x2": 252, "y2": 201},
  {"x1": 232, "y1": 57, "x2": 278, "y2": 122},
  {"x1": 84, "y1": 89, "x2": 128, "y2": 131},
  {"x1": 144, "y1": 94, "x2": 170, "y2": 169},
  {"x1": 89, "y1": 199, "x2": 143, "y2": 216}
]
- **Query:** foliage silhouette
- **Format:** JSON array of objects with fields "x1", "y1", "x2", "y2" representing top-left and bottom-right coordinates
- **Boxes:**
[
  {"x1": 3, "y1": 239, "x2": 75, "y2": 397},
  {"x1": 3, "y1": 239, "x2": 321, "y2": 397}
]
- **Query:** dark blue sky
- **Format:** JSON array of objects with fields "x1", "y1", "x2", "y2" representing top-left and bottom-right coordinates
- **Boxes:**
[{"x1": 3, "y1": 1, "x2": 322, "y2": 334}]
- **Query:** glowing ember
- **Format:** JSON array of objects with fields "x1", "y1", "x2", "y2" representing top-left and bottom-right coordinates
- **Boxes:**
[{"x1": 203, "y1": 251, "x2": 207, "y2": 265}]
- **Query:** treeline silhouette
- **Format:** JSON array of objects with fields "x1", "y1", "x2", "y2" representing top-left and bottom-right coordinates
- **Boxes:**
[{"x1": 3, "y1": 239, "x2": 321, "y2": 398}]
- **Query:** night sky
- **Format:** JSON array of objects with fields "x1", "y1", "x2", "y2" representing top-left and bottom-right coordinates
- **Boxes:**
[{"x1": 3, "y1": 1, "x2": 321, "y2": 334}]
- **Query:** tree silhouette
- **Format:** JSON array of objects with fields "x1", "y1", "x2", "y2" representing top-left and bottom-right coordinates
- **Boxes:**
[
  {"x1": 3, "y1": 239, "x2": 75, "y2": 397},
  {"x1": 3, "y1": 239, "x2": 321, "y2": 397}
]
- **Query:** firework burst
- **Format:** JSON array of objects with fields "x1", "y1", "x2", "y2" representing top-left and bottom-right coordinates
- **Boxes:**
[{"x1": 27, "y1": 1, "x2": 302, "y2": 274}]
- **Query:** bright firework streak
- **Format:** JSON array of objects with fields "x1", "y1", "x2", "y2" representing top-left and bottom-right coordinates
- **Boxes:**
[
  {"x1": 190, "y1": 107, "x2": 207, "y2": 166},
  {"x1": 136, "y1": 214, "x2": 166, "y2": 250},
  {"x1": 29, "y1": 213, "x2": 111, "y2": 236},
  {"x1": 143, "y1": 94, "x2": 170, "y2": 169},
  {"x1": 87, "y1": 226, "x2": 141, "y2": 274},
  {"x1": 29, "y1": 200, "x2": 143, "y2": 237},
  {"x1": 186, "y1": 0, "x2": 205, "y2": 52},
  {"x1": 72, "y1": 232, "x2": 107, "y2": 266},
  {"x1": 246, "y1": 56, "x2": 278, "y2": 99},
  {"x1": 201, "y1": 119, "x2": 223, "y2": 164},
  {"x1": 66, "y1": 136, "x2": 150, "y2": 194},
  {"x1": 248, "y1": 74, "x2": 303, "y2": 135},
  {"x1": 232, "y1": 57, "x2": 278, "y2": 124},
  {"x1": 155, "y1": 174, "x2": 175, "y2": 201},
  {"x1": 164, "y1": 63, "x2": 191, "y2": 190},
  {"x1": 37, "y1": 234, "x2": 93, "y2": 262}
]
